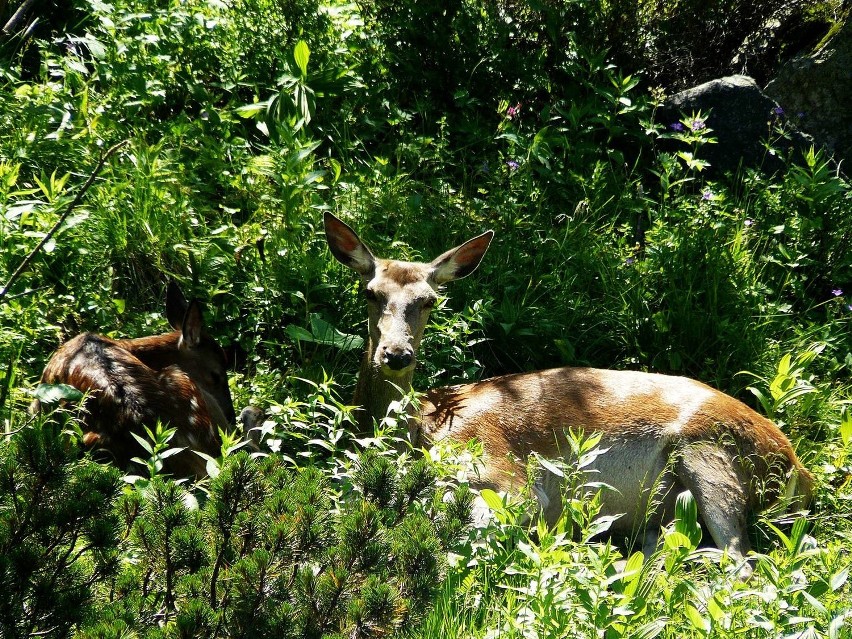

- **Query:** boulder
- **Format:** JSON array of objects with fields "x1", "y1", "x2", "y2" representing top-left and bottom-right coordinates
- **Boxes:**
[
  {"x1": 658, "y1": 74, "x2": 813, "y2": 175},
  {"x1": 765, "y1": 18, "x2": 852, "y2": 171}
]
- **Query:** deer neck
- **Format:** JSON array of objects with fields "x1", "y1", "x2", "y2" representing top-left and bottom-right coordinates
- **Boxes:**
[{"x1": 353, "y1": 347, "x2": 416, "y2": 435}]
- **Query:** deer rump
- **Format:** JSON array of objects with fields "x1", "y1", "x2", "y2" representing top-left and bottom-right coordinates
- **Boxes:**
[{"x1": 40, "y1": 332, "x2": 222, "y2": 475}]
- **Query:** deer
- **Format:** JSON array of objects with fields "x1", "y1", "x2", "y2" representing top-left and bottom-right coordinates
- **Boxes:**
[
  {"x1": 33, "y1": 282, "x2": 261, "y2": 478},
  {"x1": 324, "y1": 211, "x2": 814, "y2": 576}
]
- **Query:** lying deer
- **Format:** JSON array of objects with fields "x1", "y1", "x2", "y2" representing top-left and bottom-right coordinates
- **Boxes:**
[
  {"x1": 324, "y1": 212, "x2": 814, "y2": 574},
  {"x1": 34, "y1": 282, "x2": 259, "y2": 478}
]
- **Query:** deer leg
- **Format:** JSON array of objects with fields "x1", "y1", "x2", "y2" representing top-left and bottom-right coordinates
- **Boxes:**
[{"x1": 675, "y1": 443, "x2": 753, "y2": 577}]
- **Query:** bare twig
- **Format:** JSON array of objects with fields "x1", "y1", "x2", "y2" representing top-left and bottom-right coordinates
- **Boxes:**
[
  {"x1": 1, "y1": 0, "x2": 38, "y2": 35},
  {"x1": 0, "y1": 140, "x2": 129, "y2": 304}
]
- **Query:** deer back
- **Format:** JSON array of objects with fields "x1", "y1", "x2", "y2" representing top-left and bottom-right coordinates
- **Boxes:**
[
  {"x1": 37, "y1": 283, "x2": 235, "y2": 478},
  {"x1": 418, "y1": 367, "x2": 811, "y2": 508}
]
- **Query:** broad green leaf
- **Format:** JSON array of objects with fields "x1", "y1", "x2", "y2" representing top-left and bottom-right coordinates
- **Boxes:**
[
  {"x1": 294, "y1": 40, "x2": 310, "y2": 76},
  {"x1": 479, "y1": 488, "x2": 504, "y2": 512},
  {"x1": 685, "y1": 603, "x2": 709, "y2": 633},
  {"x1": 663, "y1": 531, "x2": 692, "y2": 551},
  {"x1": 159, "y1": 447, "x2": 186, "y2": 459},
  {"x1": 707, "y1": 595, "x2": 726, "y2": 624},
  {"x1": 285, "y1": 324, "x2": 314, "y2": 343},
  {"x1": 309, "y1": 315, "x2": 364, "y2": 351},
  {"x1": 130, "y1": 431, "x2": 154, "y2": 455},
  {"x1": 675, "y1": 490, "x2": 702, "y2": 548},
  {"x1": 777, "y1": 352, "x2": 792, "y2": 377},
  {"x1": 840, "y1": 406, "x2": 852, "y2": 446}
]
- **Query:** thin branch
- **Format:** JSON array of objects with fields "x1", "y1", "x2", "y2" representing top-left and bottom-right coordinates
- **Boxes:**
[
  {"x1": 0, "y1": 140, "x2": 129, "y2": 304},
  {"x1": 1, "y1": 0, "x2": 38, "y2": 35}
]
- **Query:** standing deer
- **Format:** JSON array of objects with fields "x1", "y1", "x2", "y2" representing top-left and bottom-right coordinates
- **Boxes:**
[
  {"x1": 324, "y1": 212, "x2": 813, "y2": 574},
  {"x1": 35, "y1": 282, "x2": 255, "y2": 478}
]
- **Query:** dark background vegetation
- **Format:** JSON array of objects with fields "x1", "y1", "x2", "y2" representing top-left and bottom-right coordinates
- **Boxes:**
[{"x1": 1, "y1": 0, "x2": 851, "y2": 636}]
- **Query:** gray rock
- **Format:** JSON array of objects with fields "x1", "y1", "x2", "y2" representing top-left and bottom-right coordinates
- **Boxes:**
[
  {"x1": 658, "y1": 75, "x2": 814, "y2": 175},
  {"x1": 765, "y1": 19, "x2": 851, "y2": 171}
]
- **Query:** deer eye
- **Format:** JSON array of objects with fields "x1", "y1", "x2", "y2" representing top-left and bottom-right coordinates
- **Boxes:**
[{"x1": 422, "y1": 297, "x2": 437, "y2": 309}]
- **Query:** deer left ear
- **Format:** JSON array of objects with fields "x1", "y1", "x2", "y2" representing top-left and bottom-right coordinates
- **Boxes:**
[
  {"x1": 324, "y1": 212, "x2": 376, "y2": 277},
  {"x1": 166, "y1": 281, "x2": 190, "y2": 331},
  {"x1": 430, "y1": 230, "x2": 494, "y2": 285},
  {"x1": 181, "y1": 299, "x2": 204, "y2": 349}
]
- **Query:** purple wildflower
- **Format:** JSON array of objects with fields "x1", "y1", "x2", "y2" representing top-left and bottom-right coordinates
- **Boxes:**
[
  {"x1": 847, "y1": 304, "x2": 852, "y2": 312},
  {"x1": 670, "y1": 122, "x2": 685, "y2": 132},
  {"x1": 506, "y1": 103, "x2": 521, "y2": 119},
  {"x1": 744, "y1": 218, "x2": 754, "y2": 227},
  {"x1": 507, "y1": 160, "x2": 519, "y2": 170},
  {"x1": 773, "y1": 106, "x2": 784, "y2": 116},
  {"x1": 691, "y1": 118, "x2": 706, "y2": 131},
  {"x1": 832, "y1": 288, "x2": 843, "y2": 297},
  {"x1": 625, "y1": 257, "x2": 635, "y2": 266},
  {"x1": 702, "y1": 189, "x2": 713, "y2": 201},
  {"x1": 797, "y1": 112, "x2": 806, "y2": 118}
]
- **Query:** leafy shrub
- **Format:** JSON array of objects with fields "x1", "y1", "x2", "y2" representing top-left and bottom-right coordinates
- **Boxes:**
[{"x1": 0, "y1": 413, "x2": 122, "y2": 638}]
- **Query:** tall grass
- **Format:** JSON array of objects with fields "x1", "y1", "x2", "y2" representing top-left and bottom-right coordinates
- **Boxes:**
[{"x1": 0, "y1": 0, "x2": 850, "y2": 636}]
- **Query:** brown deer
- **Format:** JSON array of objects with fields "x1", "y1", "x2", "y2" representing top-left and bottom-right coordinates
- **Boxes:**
[
  {"x1": 324, "y1": 211, "x2": 814, "y2": 575},
  {"x1": 34, "y1": 282, "x2": 254, "y2": 478}
]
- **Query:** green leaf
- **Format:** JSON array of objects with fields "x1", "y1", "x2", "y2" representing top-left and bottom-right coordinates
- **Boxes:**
[
  {"x1": 130, "y1": 431, "x2": 154, "y2": 455},
  {"x1": 663, "y1": 531, "x2": 692, "y2": 551},
  {"x1": 685, "y1": 603, "x2": 709, "y2": 633},
  {"x1": 536, "y1": 455, "x2": 564, "y2": 478},
  {"x1": 839, "y1": 406, "x2": 852, "y2": 446},
  {"x1": 294, "y1": 40, "x2": 310, "y2": 76},
  {"x1": 479, "y1": 488, "x2": 504, "y2": 512},
  {"x1": 34, "y1": 382, "x2": 84, "y2": 404},
  {"x1": 830, "y1": 611, "x2": 852, "y2": 639},
  {"x1": 628, "y1": 618, "x2": 667, "y2": 639},
  {"x1": 235, "y1": 102, "x2": 269, "y2": 118},
  {"x1": 706, "y1": 595, "x2": 726, "y2": 624},
  {"x1": 312, "y1": 318, "x2": 362, "y2": 350},
  {"x1": 285, "y1": 324, "x2": 314, "y2": 343},
  {"x1": 674, "y1": 491, "x2": 702, "y2": 548},
  {"x1": 747, "y1": 386, "x2": 773, "y2": 416},
  {"x1": 777, "y1": 352, "x2": 792, "y2": 377}
]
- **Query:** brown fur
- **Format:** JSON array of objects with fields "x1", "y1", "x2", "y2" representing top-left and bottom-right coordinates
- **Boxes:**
[
  {"x1": 324, "y1": 213, "x2": 814, "y2": 575},
  {"x1": 35, "y1": 283, "x2": 236, "y2": 478}
]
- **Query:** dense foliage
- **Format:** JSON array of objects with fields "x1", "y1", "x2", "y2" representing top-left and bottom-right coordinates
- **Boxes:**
[{"x1": 1, "y1": 0, "x2": 850, "y2": 636}]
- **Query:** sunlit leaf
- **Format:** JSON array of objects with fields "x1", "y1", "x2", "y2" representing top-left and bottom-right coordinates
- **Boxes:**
[
  {"x1": 294, "y1": 40, "x2": 310, "y2": 76},
  {"x1": 34, "y1": 382, "x2": 83, "y2": 404}
]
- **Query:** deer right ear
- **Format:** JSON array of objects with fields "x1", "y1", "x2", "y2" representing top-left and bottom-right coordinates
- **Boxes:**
[
  {"x1": 180, "y1": 299, "x2": 204, "y2": 349},
  {"x1": 166, "y1": 281, "x2": 190, "y2": 331},
  {"x1": 430, "y1": 230, "x2": 494, "y2": 285},
  {"x1": 324, "y1": 212, "x2": 376, "y2": 277}
]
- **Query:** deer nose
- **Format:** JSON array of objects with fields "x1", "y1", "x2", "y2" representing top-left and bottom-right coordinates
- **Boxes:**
[{"x1": 382, "y1": 346, "x2": 414, "y2": 371}]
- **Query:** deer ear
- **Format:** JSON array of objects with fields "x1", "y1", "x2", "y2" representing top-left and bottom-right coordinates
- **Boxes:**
[
  {"x1": 430, "y1": 230, "x2": 494, "y2": 284},
  {"x1": 166, "y1": 281, "x2": 190, "y2": 330},
  {"x1": 181, "y1": 299, "x2": 204, "y2": 349},
  {"x1": 324, "y1": 212, "x2": 376, "y2": 277}
]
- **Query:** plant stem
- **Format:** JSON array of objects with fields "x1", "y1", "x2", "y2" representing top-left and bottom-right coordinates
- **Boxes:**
[{"x1": 0, "y1": 139, "x2": 129, "y2": 304}]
